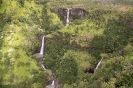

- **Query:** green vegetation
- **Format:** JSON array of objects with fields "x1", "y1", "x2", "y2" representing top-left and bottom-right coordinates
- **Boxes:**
[
  {"x1": 0, "y1": 0, "x2": 47, "y2": 87},
  {"x1": 56, "y1": 51, "x2": 78, "y2": 84},
  {"x1": 0, "y1": 0, "x2": 133, "y2": 88}
]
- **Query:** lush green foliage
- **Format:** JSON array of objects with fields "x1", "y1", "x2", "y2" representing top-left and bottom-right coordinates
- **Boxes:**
[
  {"x1": 56, "y1": 51, "x2": 78, "y2": 84},
  {"x1": 0, "y1": 0, "x2": 133, "y2": 88},
  {"x1": 0, "y1": 0, "x2": 48, "y2": 87}
]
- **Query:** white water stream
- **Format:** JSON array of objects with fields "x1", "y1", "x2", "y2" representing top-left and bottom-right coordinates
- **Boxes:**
[
  {"x1": 41, "y1": 64, "x2": 46, "y2": 70},
  {"x1": 51, "y1": 80, "x2": 55, "y2": 85},
  {"x1": 40, "y1": 35, "x2": 45, "y2": 55},
  {"x1": 95, "y1": 58, "x2": 103, "y2": 70},
  {"x1": 40, "y1": 35, "x2": 55, "y2": 88},
  {"x1": 66, "y1": 8, "x2": 70, "y2": 26}
]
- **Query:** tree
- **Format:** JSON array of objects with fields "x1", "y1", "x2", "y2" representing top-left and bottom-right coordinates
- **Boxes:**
[{"x1": 56, "y1": 51, "x2": 78, "y2": 84}]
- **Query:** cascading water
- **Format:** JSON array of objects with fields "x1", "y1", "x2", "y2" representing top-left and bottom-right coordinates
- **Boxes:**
[
  {"x1": 46, "y1": 80, "x2": 55, "y2": 88},
  {"x1": 95, "y1": 58, "x2": 103, "y2": 70},
  {"x1": 40, "y1": 36, "x2": 46, "y2": 70},
  {"x1": 41, "y1": 64, "x2": 46, "y2": 70},
  {"x1": 40, "y1": 35, "x2": 45, "y2": 55},
  {"x1": 40, "y1": 36, "x2": 55, "y2": 88},
  {"x1": 51, "y1": 80, "x2": 55, "y2": 85},
  {"x1": 66, "y1": 8, "x2": 70, "y2": 26}
]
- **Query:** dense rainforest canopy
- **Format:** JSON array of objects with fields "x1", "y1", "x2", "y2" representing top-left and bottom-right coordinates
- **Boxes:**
[{"x1": 0, "y1": 0, "x2": 133, "y2": 88}]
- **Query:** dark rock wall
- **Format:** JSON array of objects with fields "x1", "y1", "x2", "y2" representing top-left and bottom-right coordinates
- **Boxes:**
[
  {"x1": 70, "y1": 8, "x2": 88, "y2": 16},
  {"x1": 54, "y1": 8, "x2": 89, "y2": 23},
  {"x1": 54, "y1": 8, "x2": 88, "y2": 16}
]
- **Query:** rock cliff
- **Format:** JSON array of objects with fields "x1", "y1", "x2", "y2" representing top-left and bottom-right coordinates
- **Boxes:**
[{"x1": 54, "y1": 8, "x2": 89, "y2": 23}]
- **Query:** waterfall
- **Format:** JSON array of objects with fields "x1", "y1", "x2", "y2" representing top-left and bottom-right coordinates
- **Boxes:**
[
  {"x1": 95, "y1": 58, "x2": 103, "y2": 70},
  {"x1": 46, "y1": 80, "x2": 55, "y2": 88},
  {"x1": 51, "y1": 80, "x2": 55, "y2": 85},
  {"x1": 41, "y1": 64, "x2": 46, "y2": 70},
  {"x1": 66, "y1": 8, "x2": 70, "y2": 26},
  {"x1": 40, "y1": 35, "x2": 45, "y2": 55},
  {"x1": 39, "y1": 36, "x2": 55, "y2": 88},
  {"x1": 40, "y1": 36, "x2": 46, "y2": 70}
]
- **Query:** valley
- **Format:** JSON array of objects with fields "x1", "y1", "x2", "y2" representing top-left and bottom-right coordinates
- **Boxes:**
[{"x1": 0, "y1": 0, "x2": 133, "y2": 88}]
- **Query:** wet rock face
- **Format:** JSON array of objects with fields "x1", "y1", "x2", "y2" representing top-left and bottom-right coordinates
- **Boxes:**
[
  {"x1": 70, "y1": 8, "x2": 89, "y2": 16},
  {"x1": 54, "y1": 8, "x2": 88, "y2": 23},
  {"x1": 54, "y1": 8, "x2": 67, "y2": 16},
  {"x1": 54, "y1": 78, "x2": 61, "y2": 88},
  {"x1": 54, "y1": 8, "x2": 88, "y2": 16}
]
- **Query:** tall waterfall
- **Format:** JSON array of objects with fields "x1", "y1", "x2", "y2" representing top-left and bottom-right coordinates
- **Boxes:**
[
  {"x1": 66, "y1": 8, "x2": 70, "y2": 26},
  {"x1": 95, "y1": 58, "x2": 103, "y2": 70},
  {"x1": 40, "y1": 36, "x2": 55, "y2": 88},
  {"x1": 40, "y1": 35, "x2": 45, "y2": 55}
]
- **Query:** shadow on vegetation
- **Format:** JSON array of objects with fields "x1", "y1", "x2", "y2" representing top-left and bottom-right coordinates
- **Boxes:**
[{"x1": 89, "y1": 14, "x2": 133, "y2": 59}]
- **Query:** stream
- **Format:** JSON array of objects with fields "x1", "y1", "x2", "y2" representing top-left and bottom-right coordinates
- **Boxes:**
[
  {"x1": 39, "y1": 35, "x2": 55, "y2": 88},
  {"x1": 39, "y1": 8, "x2": 71, "y2": 87}
]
